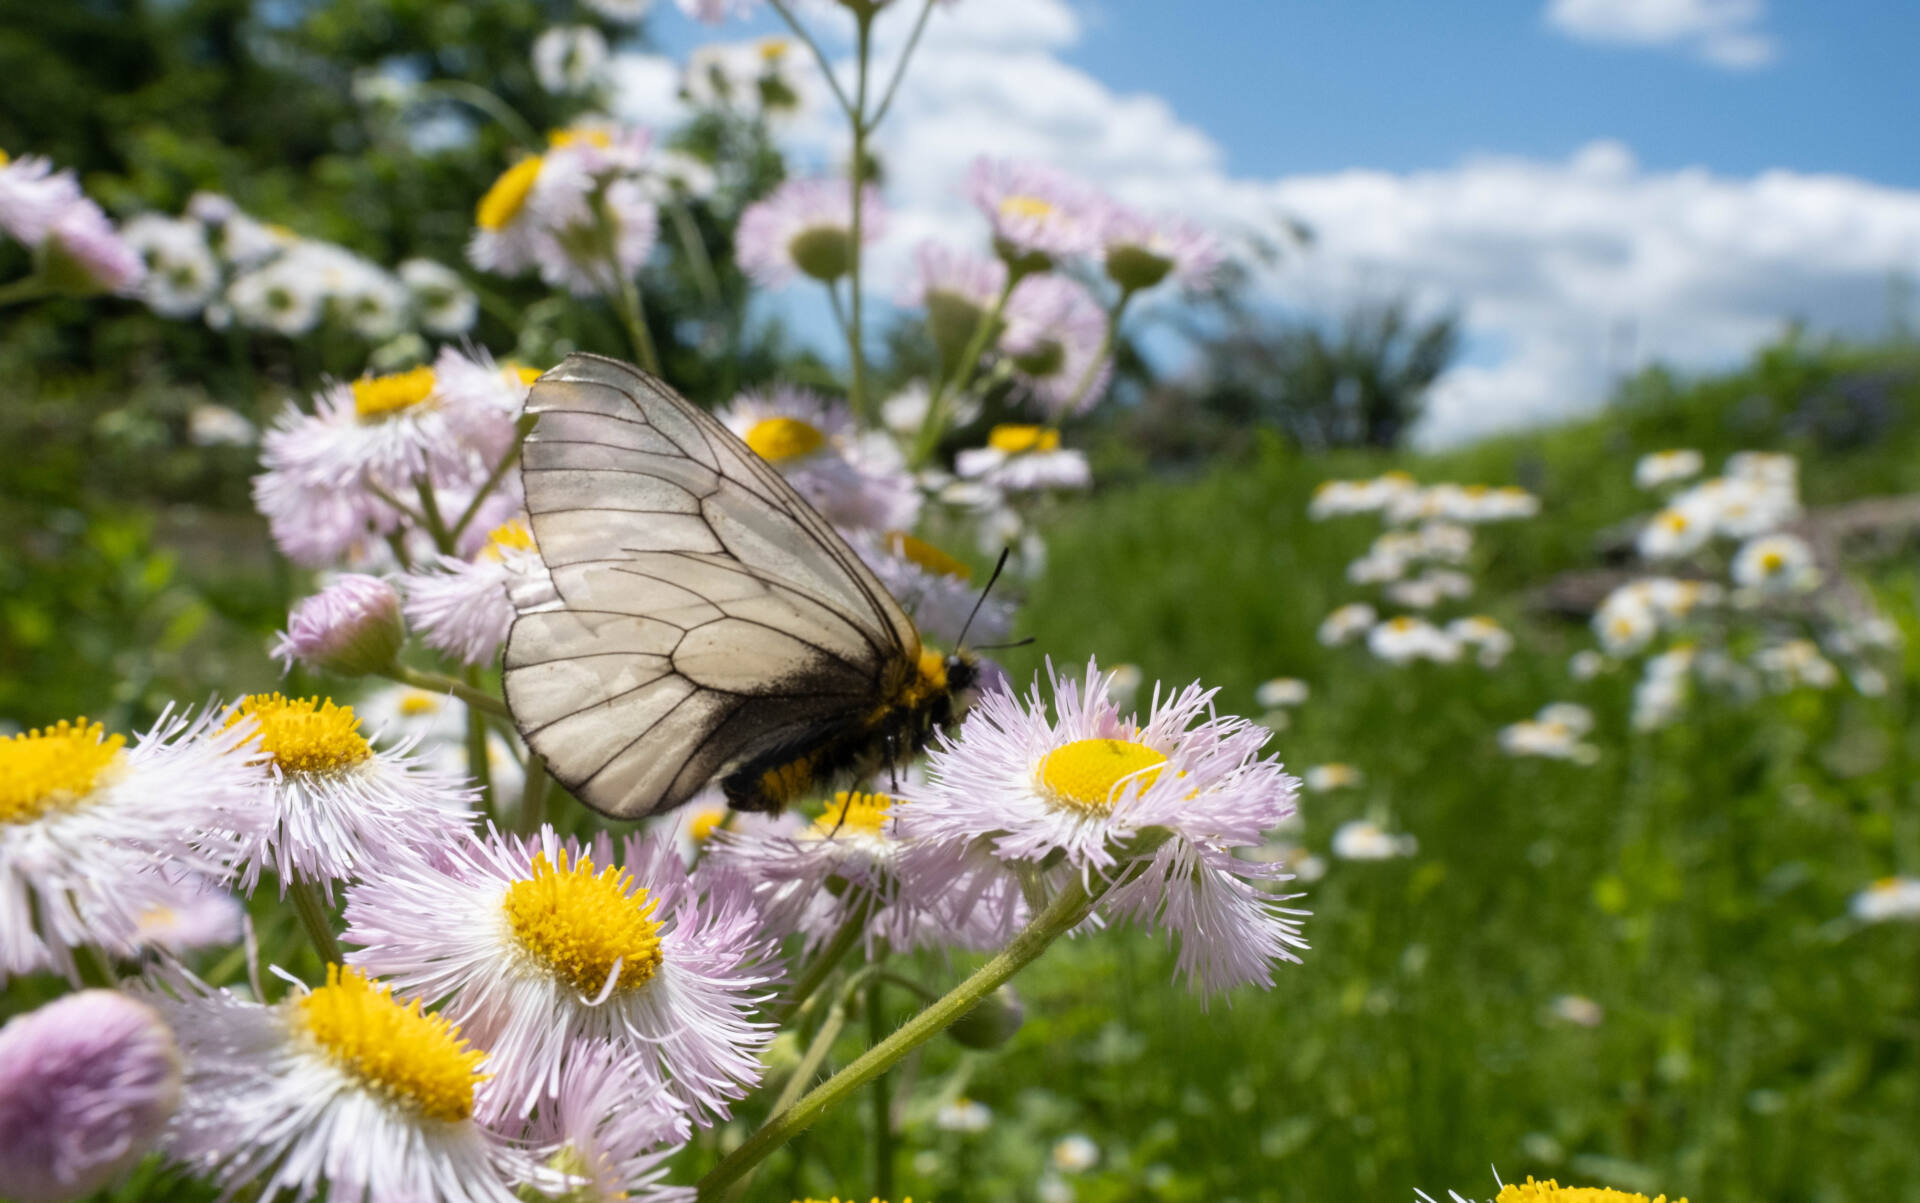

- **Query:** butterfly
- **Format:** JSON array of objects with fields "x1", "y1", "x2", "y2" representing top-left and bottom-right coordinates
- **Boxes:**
[{"x1": 503, "y1": 353, "x2": 980, "y2": 819}]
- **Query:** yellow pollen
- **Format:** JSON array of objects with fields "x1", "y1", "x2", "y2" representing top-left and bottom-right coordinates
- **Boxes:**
[
  {"x1": 1492, "y1": 1177, "x2": 1685, "y2": 1203},
  {"x1": 1659, "y1": 511, "x2": 1690, "y2": 533},
  {"x1": 1040, "y1": 738, "x2": 1168, "y2": 814},
  {"x1": 1464, "y1": 483, "x2": 1490, "y2": 496},
  {"x1": 687, "y1": 807, "x2": 727, "y2": 843},
  {"x1": 758, "y1": 37, "x2": 792, "y2": 62},
  {"x1": 998, "y1": 194, "x2": 1055, "y2": 222},
  {"x1": 0, "y1": 719, "x2": 126, "y2": 826},
  {"x1": 885, "y1": 531, "x2": 972, "y2": 581},
  {"x1": 477, "y1": 155, "x2": 543, "y2": 231},
  {"x1": 0, "y1": 149, "x2": 9, "y2": 167},
  {"x1": 548, "y1": 128, "x2": 613, "y2": 150},
  {"x1": 987, "y1": 424, "x2": 1061, "y2": 454},
  {"x1": 227, "y1": 694, "x2": 371, "y2": 775},
  {"x1": 1759, "y1": 549, "x2": 1785, "y2": 573},
  {"x1": 397, "y1": 691, "x2": 442, "y2": 717},
  {"x1": 503, "y1": 850, "x2": 665, "y2": 995},
  {"x1": 1871, "y1": 875, "x2": 1900, "y2": 891},
  {"x1": 745, "y1": 416, "x2": 826, "y2": 463},
  {"x1": 512, "y1": 364, "x2": 545, "y2": 386},
  {"x1": 351, "y1": 366, "x2": 438, "y2": 421},
  {"x1": 293, "y1": 965, "x2": 484, "y2": 1123},
  {"x1": 810, "y1": 790, "x2": 893, "y2": 838},
  {"x1": 1388, "y1": 616, "x2": 1418, "y2": 632},
  {"x1": 483, "y1": 520, "x2": 537, "y2": 560}
]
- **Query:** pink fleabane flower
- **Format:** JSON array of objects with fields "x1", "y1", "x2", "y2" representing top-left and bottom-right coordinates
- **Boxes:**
[
  {"x1": 1097, "y1": 201, "x2": 1223, "y2": 292},
  {"x1": 735, "y1": 177, "x2": 885, "y2": 288},
  {"x1": 0, "y1": 991, "x2": 182, "y2": 1203},
  {"x1": 41, "y1": 200, "x2": 145, "y2": 297},
  {"x1": 904, "y1": 659, "x2": 1308, "y2": 994},
  {"x1": 342, "y1": 825, "x2": 778, "y2": 1123},
  {"x1": 401, "y1": 520, "x2": 557, "y2": 667},
  {"x1": 0, "y1": 152, "x2": 83, "y2": 246},
  {"x1": 966, "y1": 157, "x2": 1100, "y2": 264},
  {"x1": 1000, "y1": 274, "x2": 1111, "y2": 417},
  {"x1": 273, "y1": 575, "x2": 405, "y2": 676},
  {"x1": 503, "y1": 1041, "x2": 692, "y2": 1203}
]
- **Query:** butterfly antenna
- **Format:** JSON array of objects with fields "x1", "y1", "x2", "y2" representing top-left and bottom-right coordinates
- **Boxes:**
[
  {"x1": 955, "y1": 547, "x2": 1013, "y2": 651},
  {"x1": 972, "y1": 635, "x2": 1036, "y2": 652}
]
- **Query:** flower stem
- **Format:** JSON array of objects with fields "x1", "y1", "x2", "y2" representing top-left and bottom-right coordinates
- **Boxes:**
[
  {"x1": 0, "y1": 274, "x2": 51, "y2": 307},
  {"x1": 912, "y1": 275, "x2": 1017, "y2": 467},
  {"x1": 413, "y1": 477, "x2": 454, "y2": 555},
  {"x1": 519, "y1": 753, "x2": 552, "y2": 834},
  {"x1": 288, "y1": 878, "x2": 343, "y2": 968},
  {"x1": 845, "y1": 10, "x2": 874, "y2": 426},
  {"x1": 376, "y1": 664, "x2": 512, "y2": 719},
  {"x1": 615, "y1": 268, "x2": 663, "y2": 377},
  {"x1": 868, "y1": 0, "x2": 938, "y2": 130},
  {"x1": 720, "y1": 972, "x2": 863, "y2": 1203},
  {"x1": 448, "y1": 414, "x2": 535, "y2": 546},
  {"x1": 693, "y1": 841, "x2": 1164, "y2": 1201},
  {"x1": 417, "y1": 79, "x2": 543, "y2": 150},
  {"x1": 464, "y1": 666, "x2": 495, "y2": 814},
  {"x1": 776, "y1": 898, "x2": 871, "y2": 1025},
  {"x1": 1059, "y1": 287, "x2": 1133, "y2": 416},
  {"x1": 766, "y1": 0, "x2": 855, "y2": 121},
  {"x1": 868, "y1": 974, "x2": 895, "y2": 1200}
]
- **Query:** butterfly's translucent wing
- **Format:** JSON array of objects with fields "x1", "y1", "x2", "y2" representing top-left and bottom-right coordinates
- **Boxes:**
[{"x1": 504, "y1": 353, "x2": 922, "y2": 819}]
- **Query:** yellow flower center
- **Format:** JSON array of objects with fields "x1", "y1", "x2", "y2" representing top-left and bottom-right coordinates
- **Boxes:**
[
  {"x1": 502, "y1": 850, "x2": 665, "y2": 995},
  {"x1": 987, "y1": 424, "x2": 1060, "y2": 454},
  {"x1": 998, "y1": 195, "x2": 1055, "y2": 222},
  {"x1": 0, "y1": 719, "x2": 126, "y2": 826},
  {"x1": 795, "y1": 1198, "x2": 911, "y2": 1203},
  {"x1": 548, "y1": 128, "x2": 613, "y2": 150},
  {"x1": 745, "y1": 416, "x2": 826, "y2": 463},
  {"x1": 397, "y1": 691, "x2": 442, "y2": 717},
  {"x1": 758, "y1": 36, "x2": 792, "y2": 62},
  {"x1": 1759, "y1": 549, "x2": 1785, "y2": 573},
  {"x1": 810, "y1": 790, "x2": 893, "y2": 838},
  {"x1": 477, "y1": 156, "x2": 544, "y2": 231},
  {"x1": 228, "y1": 694, "x2": 371, "y2": 775},
  {"x1": 885, "y1": 531, "x2": 972, "y2": 581},
  {"x1": 481, "y1": 520, "x2": 536, "y2": 561},
  {"x1": 0, "y1": 149, "x2": 10, "y2": 167},
  {"x1": 1493, "y1": 1177, "x2": 1685, "y2": 1203},
  {"x1": 1388, "y1": 616, "x2": 1418, "y2": 632},
  {"x1": 352, "y1": 366, "x2": 438, "y2": 421},
  {"x1": 1871, "y1": 876, "x2": 1900, "y2": 892},
  {"x1": 512, "y1": 364, "x2": 545, "y2": 387},
  {"x1": 1659, "y1": 511, "x2": 1690, "y2": 533},
  {"x1": 687, "y1": 806, "x2": 727, "y2": 843},
  {"x1": 293, "y1": 965, "x2": 484, "y2": 1123},
  {"x1": 1040, "y1": 739, "x2": 1168, "y2": 814}
]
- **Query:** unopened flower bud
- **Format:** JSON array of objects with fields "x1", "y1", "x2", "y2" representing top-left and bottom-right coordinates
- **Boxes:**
[
  {"x1": 272, "y1": 575, "x2": 405, "y2": 677},
  {"x1": 0, "y1": 990, "x2": 183, "y2": 1203},
  {"x1": 946, "y1": 984, "x2": 1024, "y2": 1050}
]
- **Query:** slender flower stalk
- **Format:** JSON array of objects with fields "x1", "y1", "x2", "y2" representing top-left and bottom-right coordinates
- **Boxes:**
[
  {"x1": 913, "y1": 274, "x2": 1018, "y2": 465},
  {"x1": 376, "y1": 664, "x2": 511, "y2": 718},
  {"x1": 693, "y1": 834, "x2": 1166, "y2": 1201}
]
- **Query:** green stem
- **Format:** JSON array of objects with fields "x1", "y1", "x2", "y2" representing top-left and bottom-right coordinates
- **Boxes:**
[
  {"x1": 384, "y1": 531, "x2": 414, "y2": 573},
  {"x1": 615, "y1": 269, "x2": 663, "y2": 376},
  {"x1": 0, "y1": 274, "x2": 51, "y2": 307},
  {"x1": 413, "y1": 477, "x2": 453, "y2": 554},
  {"x1": 868, "y1": 975, "x2": 894, "y2": 1200},
  {"x1": 845, "y1": 11, "x2": 874, "y2": 425},
  {"x1": 519, "y1": 754, "x2": 552, "y2": 834},
  {"x1": 666, "y1": 198, "x2": 724, "y2": 310},
  {"x1": 449, "y1": 414, "x2": 536, "y2": 545},
  {"x1": 78, "y1": 944, "x2": 120, "y2": 988},
  {"x1": 288, "y1": 878, "x2": 343, "y2": 968},
  {"x1": 1059, "y1": 288, "x2": 1133, "y2": 416},
  {"x1": 376, "y1": 665, "x2": 512, "y2": 718},
  {"x1": 694, "y1": 839, "x2": 1165, "y2": 1201},
  {"x1": 912, "y1": 275, "x2": 1017, "y2": 467},
  {"x1": 719, "y1": 974, "x2": 862, "y2": 1203},
  {"x1": 777, "y1": 899, "x2": 872, "y2": 1025},
  {"x1": 417, "y1": 80, "x2": 543, "y2": 150},
  {"x1": 868, "y1": 0, "x2": 937, "y2": 130},
  {"x1": 766, "y1": 0, "x2": 856, "y2": 121},
  {"x1": 464, "y1": 666, "x2": 495, "y2": 815}
]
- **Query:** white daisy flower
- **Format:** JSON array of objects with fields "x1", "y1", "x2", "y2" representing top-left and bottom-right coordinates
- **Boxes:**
[
  {"x1": 1446, "y1": 615, "x2": 1514, "y2": 667},
  {"x1": 1317, "y1": 603, "x2": 1377, "y2": 647},
  {"x1": 1752, "y1": 638, "x2": 1840, "y2": 692},
  {"x1": 1366, "y1": 616, "x2": 1461, "y2": 665},
  {"x1": 1303, "y1": 763, "x2": 1362, "y2": 793},
  {"x1": 934, "y1": 1097, "x2": 992, "y2": 1133},
  {"x1": 904, "y1": 660, "x2": 1307, "y2": 994},
  {"x1": 1634, "y1": 449, "x2": 1703, "y2": 490},
  {"x1": 954, "y1": 425, "x2": 1091, "y2": 492},
  {"x1": 1593, "y1": 591, "x2": 1659, "y2": 657},
  {"x1": 1636, "y1": 503, "x2": 1713, "y2": 560},
  {"x1": 1497, "y1": 708, "x2": 1599, "y2": 764},
  {"x1": 222, "y1": 694, "x2": 479, "y2": 896},
  {"x1": 1051, "y1": 1133, "x2": 1101, "y2": 1173},
  {"x1": 341, "y1": 826, "x2": 778, "y2": 1122},
  {"x1": 1568, "y1": 649, "x2": 1610, "y2": 681},
  {"x1": 227, "y1": 257, "x2": 327, "y2": 336},
  {"x1": 1, "y1": 711, "x2": 264, "y2": 982},
  {"x1": 1548, "y1": 994, "x2": 1605, "y2": 1027},
  {"x1": 1254, "y1": 678, "x2": 1309, "y2": 709},
  {"x1": 533, "y1": 25, "x2": 609, "y2": 95},
  {"x1": 1330, "y1": 820, "x2": 1417, "y2": 861},
  {"x1": 1731, "y1": 532, "x2": 1821, "y2": 594},
  {"x1": 399, "y1": 259, "x2": 478, "y2": 335},
  {"x1": 123, "y1": 213, "x2": 221, "y2": 318},
  {"x1": 859, "y1": 531, "x2": 1011, "y2": 649},
  {"x1": 1851, "y1": 876, "x2": 1920, "y2": 923},
  {"x1": 141, "y1": 966, "x2": 535, "y2": 1203}
]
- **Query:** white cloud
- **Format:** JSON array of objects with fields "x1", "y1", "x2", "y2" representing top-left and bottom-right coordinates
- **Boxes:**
[
  {"x1": 622, "y1": 0, "x2": 1920, "y2": 444},
  {"x1": 1544, "y1": 0, "x2": 1779, "y2": 69}
]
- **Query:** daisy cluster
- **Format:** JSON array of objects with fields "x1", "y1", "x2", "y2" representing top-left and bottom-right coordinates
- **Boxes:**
[
  {"x1": 1310, "y1": 472, "x2": 1536, "y2": 667},
  {"x1": 1572, "y1": 449, "x2": 1898, "y2": 731}
]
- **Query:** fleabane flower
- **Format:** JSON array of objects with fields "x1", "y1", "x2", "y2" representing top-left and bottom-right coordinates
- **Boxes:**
[
  {"x1": 123, "y1": 214, "x2": 221, "y2": 318},
  {"x1": 1000, "y1": 275, "x2": 1110, "y2": 417},
  {"x1": 402, "y1": 520, "x2": 558, "y2": 667},
  {"x1": 1330, "y1": 820, "x2": 1416, "y2": 861},
  {"x1": 966, "y1": 157, "x2": 1099, "y2": 266},
  {"x1": 273, "y1": 574, "x2": 405, "y2": 676},
  {"x1": 955, "y1": 425, "x2": 1091, "y2": 492},
  {"x1": 533, "y1": 25, "x2": 609, "y2": 95},
  {"x1": 141, "y1": 966, "x2": 533, "y2": 1203},
  {"x1": 0, "y1": 150, "x2": 83, "y2": 246},
  {"x1": 905, "y1": 241, "x2": 1008, "y2": 376},
  {"x1": 1426, "y1": 1177, "x2": 1688, "y2": 1203},
  {"x1": 1303, "y1": 763, "x2": 1363, "y2": 793},
  {"x1": 1497, "y1": 703, "x2": 1599, "y2": 764},
  {"x1": 222, "y1": 693, "x2": 478, "y2": 896},
  {"x1": 1096, "y1": 202, "x2": 1222, "y2": 292},
  {"x1": 719, "y1": 386, "x2": 917, "y2": 531},
  {"x1": 1634, "y1": 449, "x2": 1703, "y2": 490},
  {"x1": 0, "y1": 990, "x2": 182, "y2": 1203},
  {"x1": 859, "y1": 531, "x2": 1012, "y2": 647},
  {"x1": 1730, "y1": 532, "x2": 1821, "y2": 594},
  {"x1": 502, "y1": 1041, "x2": 691, "y2": 1203},
  {"x1": 736, "y1": 177, "x2": 885, "y2": 288},
  {"x1": 1254, "y1": 677, "x2": 1309, "y2": 709},
  {"x1": 1636, "y1": 503, "x2": 1712, "y2": 560},
  {"x1": 1317, "y1": 602, "x2": 1377, "y2": 647},
  {"x1": 905, "y1": 660, "x2": 1307, "y2": 993},
  {"x1": 1, "y1": 711, "x2": 265, "y2": 982},
  {"x1": 1850, "y1": 875, "x2": 1920, "y2": 923},
  {"x1": 341, "y1": 825, "x2": 778, "y2": 1122},
  {"x1": 1446, "y1": 615, "x2": 1514, "y2": 667},
  {"x1": 399, "y1": 258, "x2": 479, "y2": 335},
  {"x1": 40, "y1": 199, "x2": 145, "y2": 297},
  {"x1": 1366, "y1": 615, "x2": 1461, "y2": 665}
]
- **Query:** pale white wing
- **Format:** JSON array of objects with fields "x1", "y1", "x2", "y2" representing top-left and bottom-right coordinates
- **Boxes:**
[{"x1": 504, "y1": 353, "x2": 919, "y2": 818}]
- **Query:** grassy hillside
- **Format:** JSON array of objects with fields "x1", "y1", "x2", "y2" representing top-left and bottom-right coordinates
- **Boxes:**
[{"x1": 812, "y1": 338, "x2": 1920, "y2": 1202}]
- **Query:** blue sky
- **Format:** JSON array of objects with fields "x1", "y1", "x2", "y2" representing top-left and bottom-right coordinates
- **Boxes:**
[{"x1": 1063, "y1": 2, "x2": 1918, "y2": 186}]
